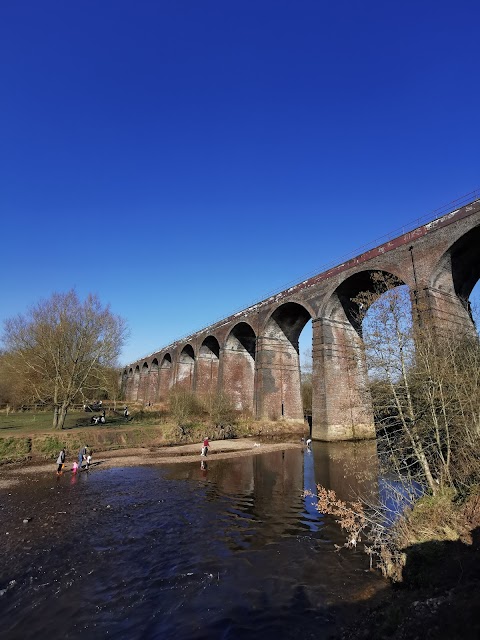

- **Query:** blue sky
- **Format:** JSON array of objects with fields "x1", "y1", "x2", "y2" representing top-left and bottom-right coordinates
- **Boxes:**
[{"x1": 1, "y1": 0, "x2": 479, "y2": 365}]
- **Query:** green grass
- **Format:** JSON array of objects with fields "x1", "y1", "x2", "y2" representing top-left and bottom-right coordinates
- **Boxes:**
[
  {"x1": 0, "y1": 407, "x2": 302, "y2": 464},
  {"x1": 0, "y1": 408, "x2": 177, "y2": 463},
  {"x1": 0, "y1": 410, "x2": 82, "y2": 433},
  {"x1": 0, "y1": 409, "x2": 128, "y2": 435},
  {"x1": 0, "y1": 436, "x2": 32, "y2": 462}
]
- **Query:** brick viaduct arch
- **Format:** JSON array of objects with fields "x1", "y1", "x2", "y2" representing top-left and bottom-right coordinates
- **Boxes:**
[{"x1": 123, "y1": 198, "x2": 480, "y2": 441}]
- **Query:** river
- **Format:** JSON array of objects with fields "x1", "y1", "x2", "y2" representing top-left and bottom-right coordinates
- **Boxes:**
[{"x1": 0, "y1": 442, "x2": 385, "y2": 639}]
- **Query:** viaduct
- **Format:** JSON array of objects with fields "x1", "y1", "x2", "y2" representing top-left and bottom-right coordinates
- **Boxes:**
[{"x1": 122, "y1": 195, "x2": 480, "y2": 441}]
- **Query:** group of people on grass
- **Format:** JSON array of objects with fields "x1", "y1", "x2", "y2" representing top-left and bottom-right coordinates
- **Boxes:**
[
  {"x1": 90, "y1": 409, "x2": 106, "y2": 425},
  {"x1": 56, "y1": 445, "x2": 93, "y2": 475}
]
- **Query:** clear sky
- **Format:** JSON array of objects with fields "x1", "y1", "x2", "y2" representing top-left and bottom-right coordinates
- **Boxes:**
[{"x1": 1, "y1": 0, "x2": 479, "y2": 365}]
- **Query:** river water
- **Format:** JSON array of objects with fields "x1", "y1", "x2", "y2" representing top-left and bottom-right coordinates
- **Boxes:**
[{"x1": 0, "y1": 442, "x2": 385, "y2": 639}]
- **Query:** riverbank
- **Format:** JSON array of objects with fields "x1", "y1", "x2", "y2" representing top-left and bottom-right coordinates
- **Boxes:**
[
  {"x1": 0, "y1": 407, "x2": 306, "y2": 465},
  {"x1": 0, "y1": 437, "x2": 304, "y2": 488},
  {"x1": 335, "y1": 528, "x2": 480, "y2": 639}
]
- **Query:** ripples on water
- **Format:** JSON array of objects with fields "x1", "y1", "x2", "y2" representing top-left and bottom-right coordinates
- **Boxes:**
[{"x1": 0, "y1": 446, "x2": 383, "y2": 639}]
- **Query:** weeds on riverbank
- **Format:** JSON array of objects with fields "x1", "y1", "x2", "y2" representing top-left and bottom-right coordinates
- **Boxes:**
[{"x1": 307, "y1": 482, "x2": 480, "y2": 582}]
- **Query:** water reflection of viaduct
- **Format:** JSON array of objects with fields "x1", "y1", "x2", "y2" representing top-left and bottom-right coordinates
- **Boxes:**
[
  {"x1": 173, "y1": 446, "x2": 374, "y2": 540},
  {"x1": 123, "y1": 198, "x2": 480, "y2": 441}
]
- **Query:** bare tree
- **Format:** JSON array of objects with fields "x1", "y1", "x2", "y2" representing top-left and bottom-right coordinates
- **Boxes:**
[
  {"x1": 355, "y1": 272, "x2": 480, "y2": 495},
  {"x1": 309, "y1": 274, "x2": 480, "y2": 580},
  {"x1": 2, "y1": 291, "x2": 127, "y2": 429},
  {"x1": 0, "y1": 351, "x2": 33, "y2": 410},
  {"x1": 93, "y1": 365, "x2": 124, "y2": 411}
]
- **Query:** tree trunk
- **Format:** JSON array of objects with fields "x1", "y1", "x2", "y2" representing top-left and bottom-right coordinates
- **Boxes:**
[
  {"x1": 53, "y1": 405, "x2": 60, "y2": 429},
  {"x1": 58, "y1": 403, "x2": 69, "y2": 429},
  {"x1": 52, "y1": 403, "x2": 69, "y2": 429}
]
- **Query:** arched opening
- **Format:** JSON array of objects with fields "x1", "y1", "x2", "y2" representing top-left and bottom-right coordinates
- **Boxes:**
[
  {"x1": 148, "y1": 358, "x2": 159, "y2": 404},
  {"x1": 358, "y1": 276, "x2": 413, "y2": 387},
  {"x1": 333, "y1": 270, "x2": 405, "y2": 336},
  {"x1": 121, "y1": 369, "x2": 128, "y2": 400},
  {"x1": 314, "y1": 269, "x2": 406, "y2": 441},
  {"x1": 471, "y1": 281, "x2": 480, "y2": 330},
  {"x1": 360, "y1": 263, "x2": 480, "y2": 494},
  {"x1": 450, "y1": 226, "x2": 480, "y2": 311},
  {"x1": 132, "y1": 365, "x2": 141, "y2": 401},
  {"x1": 158, "y1": 353, "x2": 172, "y2": 402},
  {"x1": 126, "y1": 367, "x2": 134, "y2": 401},
  {"x1": 161, "y1": 354, "x2": 172, "y2": 368},
  {"x1": 222, "y1": 322, "x2": 256, "y2": 412},
  {"x1": 137, "y1": 362, "x2": 149, "y2": 402},
  {"x1": 299, "y1": 319, "x2": 313, "y2": 429},
  {"x1": 258, "y1": 302, "x2": 312, "y2": 421},
  {"x1": 175, "y1": 345, "x2": 195, "y2": 390},
  {"x1": 197, "y1": 336, "x2": 220, "y2": 395},
  {"x1": 431, "y1": 226, "x2": 480, "y2": 334}
]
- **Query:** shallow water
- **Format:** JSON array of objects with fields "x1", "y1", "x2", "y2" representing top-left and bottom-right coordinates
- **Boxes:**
[{"x1": 0, "y1": 443, "x2": 384, "y2": 639}]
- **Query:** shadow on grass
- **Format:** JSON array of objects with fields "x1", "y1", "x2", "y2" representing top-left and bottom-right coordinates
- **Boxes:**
[{"x1": 63, "y1": 418, "x2": 127, "y2": 430}]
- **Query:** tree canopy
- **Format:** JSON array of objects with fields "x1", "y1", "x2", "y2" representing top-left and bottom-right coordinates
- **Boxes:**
[{"x1": 1, "y1": 290, "x2": 127, "y2": 428}]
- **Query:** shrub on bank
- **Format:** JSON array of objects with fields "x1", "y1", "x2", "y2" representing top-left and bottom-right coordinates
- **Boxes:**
[
  {"x1": 307, "y1": 480, "x2": 480, "y2": 583},
  {"x1": 0, "y1": 436, "x2": 31, "y2": 462},
  {"x1": 36, "y1": 435, "x2": 66, "y2": 459}
]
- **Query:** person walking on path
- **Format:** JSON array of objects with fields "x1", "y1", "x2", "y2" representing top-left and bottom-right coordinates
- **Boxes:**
[
  {"x1": 78, "y1": 445, "x2": 87, "y2": 470},
  {"x1": 124, "y1": 406, "x2": 129, "y2": 421},
  {"x1": 56, "y1": 448, "x2": 66, "y2": 474}
]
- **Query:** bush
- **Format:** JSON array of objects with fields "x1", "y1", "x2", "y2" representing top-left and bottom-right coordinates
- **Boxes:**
[
  {"x1": 168, "y1": 390, "x2": 203, "y2": 425},
  {"x1": 200, "y1": 392, "x2": 237, "y2": 427},
  {"x1": 36, "y1": 435, "x2": 67, "y2": 459},
  {"x1": 0, "y1": 436, "x2": 31, "y2": 462}
]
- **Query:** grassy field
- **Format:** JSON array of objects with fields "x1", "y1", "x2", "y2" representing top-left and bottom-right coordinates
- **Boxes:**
[
  {"x1": 0, "y1": 409, "x2": 127, "y2": 435},
  {"x1": 0, "y1": 407, "x2": 171, "y2": 463},
  {"x1": 0, "y1": 406, "x2": 304, "y2": 464}
]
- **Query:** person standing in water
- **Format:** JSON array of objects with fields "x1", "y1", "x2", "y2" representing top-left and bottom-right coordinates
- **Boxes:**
[
  {"x1": 56, "y1": 448, "x2": 66, "y2": 474},
  {"x1": 201, "y1": 436, "x2": 209, "y2": 457},
  {"x1": 78, "y1": 445, "x2": 87, "y2": 470}
]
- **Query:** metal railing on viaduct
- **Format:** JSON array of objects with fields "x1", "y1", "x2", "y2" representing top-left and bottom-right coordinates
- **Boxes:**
[{"x1": 122, "y1": 193, "x2": 480, "y2": 441}]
